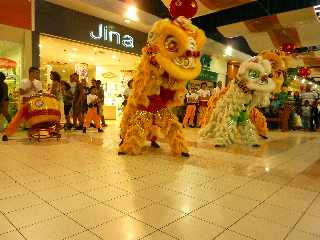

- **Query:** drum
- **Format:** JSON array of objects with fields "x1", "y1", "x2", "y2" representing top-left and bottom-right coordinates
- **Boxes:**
[{"x1": 26, "y1": 93, "x2": 61, "y2": 127}]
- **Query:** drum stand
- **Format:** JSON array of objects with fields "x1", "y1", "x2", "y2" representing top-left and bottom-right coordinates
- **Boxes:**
[{"x1": 28, "y1": 122, "x2": 62, "y2": 142}]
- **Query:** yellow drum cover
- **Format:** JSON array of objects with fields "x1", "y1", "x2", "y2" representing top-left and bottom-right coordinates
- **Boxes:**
[{"x1": 26, "y1": 94, "x2": 61, "y2": 127}]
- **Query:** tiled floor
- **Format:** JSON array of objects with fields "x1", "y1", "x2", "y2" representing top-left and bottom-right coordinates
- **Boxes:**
[{"x1": 1, "y1": 124, "x2": 320, "y2": 240}]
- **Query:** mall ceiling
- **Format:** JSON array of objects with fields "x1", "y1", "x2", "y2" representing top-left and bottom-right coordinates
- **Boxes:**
[{"x1": 120, "y1": 0, "x2": 320, "y2": 55}]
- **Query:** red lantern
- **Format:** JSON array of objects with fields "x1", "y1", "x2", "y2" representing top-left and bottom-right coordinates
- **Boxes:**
[
  {"x1": 281, "y1": 43, "x2": 295, "y2": 54},
  {"x1": 169, "y1": 0, "x2": 198, "y2": 19},
  {"x1": 299, "y1": 67, "x2": 311, "y2": 78}
]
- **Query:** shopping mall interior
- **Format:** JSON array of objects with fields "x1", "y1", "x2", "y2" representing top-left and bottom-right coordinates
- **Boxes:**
[{"x1": 1, "y1": 1, "x2": 320, "y2": 240}]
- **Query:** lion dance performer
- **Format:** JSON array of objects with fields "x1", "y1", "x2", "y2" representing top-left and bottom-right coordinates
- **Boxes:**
[
  {"x1": 200, "y1": 56, "x2": 275, "y2": 147},
  {"x1": 250, "y1": 50, "x2": 287, "y2": 139},
  {"x1": 119, "y1": 17, "x2": 206, "y2": 157},
  {"x1": 2, "y1": 67, "x2": 42, "y2": 141}
]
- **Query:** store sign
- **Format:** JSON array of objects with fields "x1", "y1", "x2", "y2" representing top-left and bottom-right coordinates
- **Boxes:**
[
  {"x1": 89, "y1": 24, "x2": 134, "y2": 48},
  {"x1": 198, "y1": 69, "x2": 218, "y2": 82},
  {"x1": 37, "y1": 1, "x2": 147, "y2": 55}
]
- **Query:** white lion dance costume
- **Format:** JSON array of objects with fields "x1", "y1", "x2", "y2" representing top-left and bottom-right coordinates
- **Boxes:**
[
  {"x1": 200, "y1": 57, "x2": 275, "y2": 147},
  {"x1": 119, "y1": 17, "x2": 206, "y2": 156}
]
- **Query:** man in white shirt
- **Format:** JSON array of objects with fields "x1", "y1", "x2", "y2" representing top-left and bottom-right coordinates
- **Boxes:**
[
  {"x1": 20, "y1": 67, "x2": 42, "y2": 104},
  {"x1": 2, "y1": 67, "x2": 42, "y2": 141},
  {"x1": 211, "y1": 81, "x2": 223, "y2": 98},
  {"x1": 197, "y1": 82, "x2": 211, "y2": 127}
]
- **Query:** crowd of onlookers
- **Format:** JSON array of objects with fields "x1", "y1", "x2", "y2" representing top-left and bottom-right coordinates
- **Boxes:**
[
  {"x1": 0, "y1": 68, "x2": 106, "y2": 134},
  {"x1": 265, "y1": 85, "x2": 320, "y2": 131},
  {"x1": 49, "y1": 71, "x2": 106, "y2": 131}
]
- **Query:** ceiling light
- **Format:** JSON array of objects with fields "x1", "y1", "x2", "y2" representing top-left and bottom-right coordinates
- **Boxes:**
[
  {"x1": 72, "y1": 47, "x2": 78, "y2": 52},
  {"x1": 112, "y1": 55, "x2": 117, "y2": 60},
  {"x1": 225, "y1": 46, "x2": 233, "y2": 56},
  {"x1": 62, "y1": 69, "x2": 66, "y2": 73},
  {"x1": 126, "y1": 5, "x2": 139, "y2": 21}
]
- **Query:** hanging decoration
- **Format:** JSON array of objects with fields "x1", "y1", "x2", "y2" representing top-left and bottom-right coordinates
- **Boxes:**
[
  {"x1": 281, "y1": 43, "x2": 295, "y2": 54},
  {"x1": 298, "y1": 67, "x2": 311, "y2": 78},
  {"x1": 169, "y1": 0, "x2": 198, "y2": 19}
]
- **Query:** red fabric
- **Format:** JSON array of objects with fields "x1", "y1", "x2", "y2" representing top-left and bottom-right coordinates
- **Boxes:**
[
  {"x1": 139, "y1": 87, "x2": 176, "y2": 113},
  {"x1": 26, "y1": 109, "x2": 61, "y2": 120},
  {"x1": 0, "y1": 0, "x2": 32, "y2": 30}
]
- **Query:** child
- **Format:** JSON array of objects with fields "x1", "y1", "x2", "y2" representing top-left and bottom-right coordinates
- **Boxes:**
[
  {"x1": 83, "y1": 86, "x2": 103, "y2": 133},
  {"x1": 301, "y1": 100, "x2": 312, "y2": 130},
  {"x1": 183, "y1": 85, "x2": 198, "y2": 128},
  {"x1": 62, "y1": 81, "x2": 73, "y2": 130}
]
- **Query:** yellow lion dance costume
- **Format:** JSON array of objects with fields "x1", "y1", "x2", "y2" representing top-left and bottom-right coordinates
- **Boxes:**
[{"x1": 119, "y1": 17, "x2": 206, "y2": 157}]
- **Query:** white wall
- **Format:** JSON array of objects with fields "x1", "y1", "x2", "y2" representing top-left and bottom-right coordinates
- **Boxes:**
[{"x1": 210, "y1": 56, "x2": 228, "y2": 86}]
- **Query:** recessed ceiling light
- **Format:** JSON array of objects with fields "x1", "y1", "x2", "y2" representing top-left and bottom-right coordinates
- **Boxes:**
[
  {"x1": 112, "y1": 55, "x2": 117, "y2": 60},
  {"x1": 72, "y1": 47, "x2": 78, "y2": 51},
  {"x1": 225, "y1": 46, "x2": 233, "y2": 56},
  {"x1": 126, "y1": 5, "x2": 139, "y2": 21}
]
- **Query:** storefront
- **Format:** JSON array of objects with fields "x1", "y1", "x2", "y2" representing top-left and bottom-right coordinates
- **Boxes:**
[
  {"x1": 0, "y1": 0, "x2": 33, "y2": 117},
  {"x1": 34, "y1": 1, "x2": 147, "y2": 120}
]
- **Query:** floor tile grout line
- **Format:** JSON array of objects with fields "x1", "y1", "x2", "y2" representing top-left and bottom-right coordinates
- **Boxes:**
[
  {"x1": 282, "y1": 191, "x2": 320, "y2": 240},
  {"x1": 212, "y1": 170, "x2": 312, "y2": 240},
  {"x1": 0, "y1": 169, "x2": 105, "y2": 240},
  {"x1": 145, "y1": 176, "x2": 259, "y2": 238},
  {"x1": 0, "y1": 209, "x2": 27, "y2": 240}
]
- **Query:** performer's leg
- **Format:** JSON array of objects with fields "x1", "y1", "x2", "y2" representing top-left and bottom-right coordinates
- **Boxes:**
[
  {"x1": 119, "y1": 111, "x2": 153, "y2": 155},
  {"x1": 189, "y1": 105, "x2": 196, "y2": 126},
  {"x1": 183, "y1": 105, "x2": 192, "y2": 127},
  {"x1": 0, "y1": 114, "x2": 4, "y2": 132},
  {"x1": 3, "y1": 104, "x2": 28, "y2": 137},
  {"x1": 239, "y1": 120, "x2": 259, "y2": 146},
  {"x1": 147, "y1": 125, "x2": 161, "y2": 148},
  {"x1": 156, "y1": 109, "x2": 189, "y2": 157},
  {"x1": 83, "y1": 108, "x2": 94, "y2": 129},
  {"x1": 92, "y1": 108, "x2": 102, "y2": 130}
]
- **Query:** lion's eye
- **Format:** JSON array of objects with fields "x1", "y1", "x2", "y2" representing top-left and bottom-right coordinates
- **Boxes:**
[
  {"x1": 148, "y1": 32, "x2": 157, "y2": 43},
  {"x1": 165, "y1": 36, "x2": 178, "y2": 52},
  {"x1": 248, "y1": 69, "x2": 260, "y2": 79}
]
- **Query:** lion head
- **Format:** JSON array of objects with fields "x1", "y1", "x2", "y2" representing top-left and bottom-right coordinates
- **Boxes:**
[
  {"x1": 145, "y1": 17, "x2": 206, "y2": 81},
  {"x1": 237, "y1": 56, "x2": 275, "y2": 107}
]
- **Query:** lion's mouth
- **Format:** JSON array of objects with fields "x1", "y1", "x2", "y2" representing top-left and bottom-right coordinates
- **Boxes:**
[{"x1": 173, "y1": 56, "x2": 195, "y2": 69}]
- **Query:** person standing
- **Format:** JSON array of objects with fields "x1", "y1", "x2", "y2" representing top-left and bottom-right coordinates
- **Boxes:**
[
  {"x1": 183, "y1": 84, "x2": 198, "y2": 128},
  {"x1": 301, "y1": 100, "x2": 312, "y2": 130},
  {"x1": 0, "y1": 72, "x2": 10, "y2": 132},
  {"x1": 211, "y1": 81, "x2": 223, "y2": 98},
  {"x1": 71, "y1": 73, "x2": 83, "y2": 130},
  {"x1": 2, "y1": 67, "x2": 42, "y2": 141},
  {"x1": 96, "y1": 80, "x2": 105, "y2": 127},
  {"x1": 197, "y1": 82, "x2": 211, "y2": 127},
  {"x1": 62, "y1": 81, "x2": 73, "y2": 130},
  {"x1": 83, "y1": 86, "x2": 103, "y2": 133}
]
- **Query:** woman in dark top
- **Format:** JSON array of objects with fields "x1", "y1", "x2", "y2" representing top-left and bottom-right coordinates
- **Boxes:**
[{"x1": 0, "y1": 72, "x2": 10, "y2": 131}]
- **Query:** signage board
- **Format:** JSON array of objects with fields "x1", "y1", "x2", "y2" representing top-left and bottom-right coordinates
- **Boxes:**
[{"x1": 37, "y1": 1, "x2": 147, "y2": 54}]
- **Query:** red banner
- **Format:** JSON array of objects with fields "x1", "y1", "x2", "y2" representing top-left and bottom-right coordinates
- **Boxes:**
[{"x1": 0, "y1": 0, "x2": 32, "y2": 30}]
